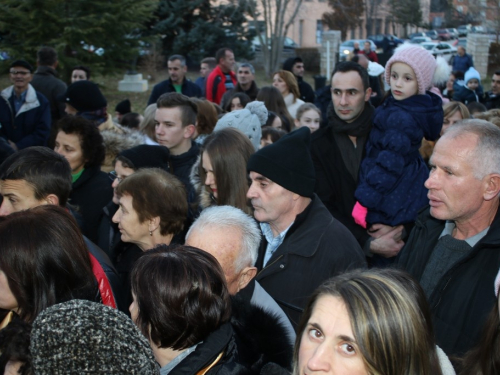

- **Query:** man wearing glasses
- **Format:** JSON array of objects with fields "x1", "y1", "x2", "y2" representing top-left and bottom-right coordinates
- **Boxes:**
[{"x1": 0, "y1": 60, "x2": 51, "y2": 150}]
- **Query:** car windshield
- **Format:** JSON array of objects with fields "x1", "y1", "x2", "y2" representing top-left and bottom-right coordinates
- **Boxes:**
[{"x1": 422, "y1": 44, "x2": 435, "y2": 50}]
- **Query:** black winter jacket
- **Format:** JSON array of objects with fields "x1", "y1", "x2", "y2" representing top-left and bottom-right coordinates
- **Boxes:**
[
  {"x1": 396, "y1": 207, "x2": 500, "y2": 356},
  {"x1": 147, "y1": 78, "x2": 202, "y2": 105},
  {"x1": 255, "y1": 195, "x2": 366, "y2": 329}
]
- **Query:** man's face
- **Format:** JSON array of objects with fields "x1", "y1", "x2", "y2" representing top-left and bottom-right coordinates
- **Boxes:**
[
  {"x1": 364, "y1": 42, "x2": 371, "y2": 51},
  {"x1": 331, "y1": 71, "x2": 371, "y2": 123},
  {"x1": 425, "y1": 134, "x2": 487, "y2": 224},
  {"x1": 221, "y1": 51, "x2": 235, "y2": 72},
  {"x1": 247, "y1": 171, "x2": 297, "y2": 230},
  {"x1": 200, "y1": 63, "x2": 211, "y2": 78},
  {"x1": 9, "y1": 66, "x2": 32, "y2": 93},
  {"x1": 154, "y1": 107, "x2": 191, "y2": 155},
  {"x1": 491, "y1": 74, "x2": 500, "y2": 95},
  {"x1": 71, "y1": 69, "x2": 87, "y2": 83},
  {"x1": 458, "y1": 47, "x2": 465, "y2": 56},
  {"x1": 292, "y1": 62, "x2": 305, "y2": 77},
  {"x1": 0, "y1": 179, "x2": 47, "y2": 216},
  {"x1": 237, "y1": 67, "x2": 254, "y2": 85},
  {"x1": 168, "y1": 59, "x2": 187, "y2": 85},
  {"x1": 186, "y1": 225, "x2": 246, "y2": 295}
]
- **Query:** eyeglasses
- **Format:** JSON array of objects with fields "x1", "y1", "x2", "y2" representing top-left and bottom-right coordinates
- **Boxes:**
[
  {"x1": 9, "y1": 70, "x2": 31, "y2": 76},
  {"x1": 108, "y1": 171, "x2": 126, "y2": 183}
]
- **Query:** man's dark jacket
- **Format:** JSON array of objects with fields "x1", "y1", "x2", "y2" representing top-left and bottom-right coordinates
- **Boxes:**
[
  {"x1": 31, "y1": 66, "x2": 67, "y2": 124},
  {"x1": 396, "y1": 206, "x2": 500, "y2": 357},
  {"x1": 484, "y1": 91, "x2": 500, "y2": 110},
  {"x1": 147, "y1": 78, "x2": 202, "y2": 105},
  {"x1": 255, "y1": 195, "x2": 366, "y2": 330}
]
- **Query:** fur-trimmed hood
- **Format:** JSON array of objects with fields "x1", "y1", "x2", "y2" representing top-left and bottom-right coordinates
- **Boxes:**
[
  {"x1": 100, "y1": 129, "x2": 144, "y2": 172},
  {"x1": 230, "y1": 293, "x2": 293, "y2": 374}
]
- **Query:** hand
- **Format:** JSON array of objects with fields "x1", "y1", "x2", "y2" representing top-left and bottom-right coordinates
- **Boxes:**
[
  {"x1": 369, "y1": 225, "x2": 405, "y2": 258},
  {"x1": 7, "y1": 140, "x2": 18, "y2": 151},
  {"x1": 368, "y1": 223, "x2": 401, "y2": 239}
]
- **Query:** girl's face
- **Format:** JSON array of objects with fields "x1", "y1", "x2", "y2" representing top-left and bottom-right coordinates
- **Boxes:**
[
  {"x1": 0, "y1": 270, "x2": 18, "y2": 312},
  {"x1": 202, "y1": 152, "x2": 217, "y2": 198},
  {"x1": 230, "y1": 97, "x2": 243, "y2": 112},
  {"x1": 441, "y1": 110, "x2": 463, "y2": 136},
  {"x1": 272, "y1": 74, "x2": 289, "y2": 96},
  {"x1": 298, "y1": 295, "x2": 367, "y2": 375},
  {"x1": 271, "y1": 116, "x2": 282, "y2": 130},
  {"x1": 54, "y1": 131, "x2": 86, "y2": 174},
  {"x1": 295, "y1": 109, "x2": 321, "y2": 133},
  {"x1": 260, "y1": 135, "x2": 273, "y2": 149},
  {"x1": 390, "y1": 62, "x2": 418, "y2": 101}
]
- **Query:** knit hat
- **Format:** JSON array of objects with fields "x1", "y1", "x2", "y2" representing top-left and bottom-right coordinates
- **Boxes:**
[
  {"x1": 385, "y1": 45, "x2": 437, "y2": 94},
  {"x1": 247, "y1": 126, "x2": 315, "y2": 197},
  {"x1": 115, "y1": 99, "x2": 131, "y2": 114},
  {"x1": 30, "y1": 300, "x2": 159, "y2": 374},
  {"x1": 214, "y1": 101, "x2": 266, "y2": 151},
  {"x1": 464, "y1": 67, "x2": 481, "y2": 85},
  {"x1": 10, "y1": 59, "x2": 34, "y2": 73},
  {"x1": 118, "y1": 144, "x2": 170, "y2": 171},
  {"x1": 57, "y1": 80, "x2": 107, "y2": 112}
]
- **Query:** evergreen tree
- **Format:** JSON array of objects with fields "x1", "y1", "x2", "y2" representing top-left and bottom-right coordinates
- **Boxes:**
[
  {"x1": 389, "y1": 0, "x2": 423, "y2": 37},
  {"x1": 322, "y1": 0, "x2": 365, "y2": 40},
  {"x1": 0, "y1": 0, "x2": 157, "y2": 79}
]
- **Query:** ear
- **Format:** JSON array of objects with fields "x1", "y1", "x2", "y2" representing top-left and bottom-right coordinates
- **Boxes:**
[
  {"x1": 45, "y1": 194, "x2": 60, "y2": 206},
  {"x1": 149, "y1": 216, "x2": 161, "y2": 232},
  {"x1": 183, "y1": 124, "x2": 196, "y2": 139},
  {"x1": 294, "y1": 118, "x2": 300, "y2": 128},
  {"x1": 236, "y1": 267, "x2": 257, "y2": 292},
  {"x1": 364, "y1": 87, "x2": 372, "y2": 102},
  {"x1": 483, "y1": 174, "x2": 500, "y2": 201}
]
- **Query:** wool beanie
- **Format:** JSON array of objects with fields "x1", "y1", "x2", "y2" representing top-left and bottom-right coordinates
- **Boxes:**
[
  {"x1": 58, "y1": 80, "x2": 107, "y2": 112},
  {"x1": 247, "y1": 126, "x2": 315, "y2": 197},
  {"x1": 385, "y1": 45, "x2": 437, "y2": 94},
  {"x1": 464, "y1": 67, "x2": 481, "y2": 85},
  {"x1": 214, "y1": 101, "x2": 266, "y2": 151},
  {"x1": 118, "y1": 144, "x2": 170, "y2": 171},
  {"x1": 115, "y1": 99, "x2": 131, "y2": 114},
  {"x1": 30, "y1": 300, "x2": 159, "y2": 374}
]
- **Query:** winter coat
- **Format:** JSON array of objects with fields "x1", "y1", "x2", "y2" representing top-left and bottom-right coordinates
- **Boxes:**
[
  {"x1": 255, "y1": 195, "x2": 367, "y2": 329},
  {"x1": 484, "y1": 91, "x2": 500, "y2": 110},
  {"x1": 31, "y1": 66, "x2": 67, "y2": 124},
  {"x1": 296, "y1": 76, "x2": 315, "y2": 103},
  {"x1": 452, "y1": 53, "x2": 474, "y2": 74},
  {"x1": 283, "y1": 93, "x2": 304, "y2": 119},
  {"x1": 147, "y1": 78, "x2": 202, "y2": 106},
  {"x1": 0, "y1": 85, "x2": 51, "y2": 149},
  {"x1": 453, "y1": 84, "x2": 484, "y2": 105},
  {"x1": 355, "y1": 92, "x2": 443, "y2": 226},
  {"x1": 396, "y1": 207, "x2": 500, "y2": 357},
  {"x1": 99, "y1": 126, "x2": 144, "y2": 172},
  {"x1": 206, "y1": 66, "x2": 237, "y2": 105},
  {"x1": 70, "y1": 166, "x2": 113, "y2": 244},
  {"x1": 220, "y1": 81, "x2": 260, "y2": 109}
]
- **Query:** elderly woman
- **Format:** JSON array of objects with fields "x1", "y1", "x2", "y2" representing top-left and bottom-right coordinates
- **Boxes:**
[
  {"x1": 294, "y1": 268, "x2": 453, "y2": 375},
  {"x1": 112, "y1": 168, "x2": 188, "y2": 251},
  {"x1": 54, "y1": 115, "x2": 112, "y2": 243},
  {"x1": 130, "y1": 244, "x2": 247, "y2": 374},
  {"x1": 272, "y1": 70, "x2": 305, "y2": 119}
]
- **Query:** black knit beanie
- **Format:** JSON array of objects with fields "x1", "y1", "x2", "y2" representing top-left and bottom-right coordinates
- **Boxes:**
[
  {"x1": 115, "y1": 99, "x2": 131, "y2": 114},
  {"x1": 248, "y1": 127, "x2": 315, "y2": 197},
  {"x1": 57, "y1": 80, "x2": 107, "y2": 112},
  {"x1": 118, "y1": 145, "x2": 170, "y2": 171},
  {"x1": 30, "y1": 300, "x2": 159, "y2": 374}
]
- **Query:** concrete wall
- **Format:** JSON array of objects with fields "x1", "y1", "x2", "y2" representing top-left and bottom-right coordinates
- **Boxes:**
[
  {"x1": 467, "y1": 34, "x2": 490, "y2": 78},
  {"x1": 320, "y1": 31, "x2": 342, "y2": 80}
]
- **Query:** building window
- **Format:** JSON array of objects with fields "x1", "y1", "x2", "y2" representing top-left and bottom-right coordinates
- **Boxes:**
[{"x1": 316, "y1": 20, "x2": 322, "y2": 44}]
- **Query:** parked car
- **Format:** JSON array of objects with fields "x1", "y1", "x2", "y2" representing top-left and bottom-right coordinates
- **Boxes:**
[
  {"x1": 437, "y1": 29, "x2": 452, "y2": 41},
  {"x1": 339, "y1": 39, "x2": 377, "y2": 61},
  {"x1": 409, "y1": 36, "x2": 432, "y2": 44},
  {"x1": 251, "y1": 36, "x2": 298, "y2": 52},
  {"x1": 471, "y1": 26, "x2": 485, "y2": 34},
  {"x1": 367, "y1": 34, "x2": 403, "y2": 49},
  {"x1": 447, "y1": 28, "x2": 459, "y2": 39},
  {"x1": 409, "y1": 32, "x2": 426, "y2": 39},
  {"x1": 426, "y1": 30, "x2": 439, "y2": 40},
  {"x1": 421, "y1": 42, "x2": 457, "y2": 63},
  {"x1": 457, "y1": 25, "x2": 471, "y2": 37},
  {"x1": 452, "y1": 38, "x2": 467, "y2": 48}
]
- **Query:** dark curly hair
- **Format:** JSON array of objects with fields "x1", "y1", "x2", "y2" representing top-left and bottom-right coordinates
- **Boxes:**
[{"x1": 57, "y1": 116, "x2": 105, "y2": 168}]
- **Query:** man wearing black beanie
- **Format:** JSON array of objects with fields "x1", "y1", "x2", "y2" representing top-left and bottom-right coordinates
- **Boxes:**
[{"x1": 247, "y1": 127, "x2": 366, "y2": 330}]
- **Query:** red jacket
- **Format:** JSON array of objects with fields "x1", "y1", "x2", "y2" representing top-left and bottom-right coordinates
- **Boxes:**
[
  {"x1": 360, "y1": 50, "x2": 378, "y2": 63},
  {"x1": 206, "y1": 65, "x2": 237, "y2": 104}
]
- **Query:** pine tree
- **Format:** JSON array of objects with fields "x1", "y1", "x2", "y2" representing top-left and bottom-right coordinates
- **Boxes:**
[{"x1": 322, "y1": 0, "x2": 365, "y2": 40}]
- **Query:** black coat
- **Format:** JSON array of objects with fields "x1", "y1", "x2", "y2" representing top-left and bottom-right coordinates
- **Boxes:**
[
  {"x1": 396, "y1": 207, "x2": 500, "y2": 357},
  {"x1": 70, "y1": 166, "x2": 113, "y2": 243},
  {"x1": 297, "y1": 77, "x2": 315, "y2": 103},
  {"x1": 147, "y1": 78, "x2": 202, "y2": 106},
  {"x1": 255, "y1": 195, "x2": 366, "y2": 329},
  {"x1": 484, "y1": 91, "x2": 500, "y2": 110}
]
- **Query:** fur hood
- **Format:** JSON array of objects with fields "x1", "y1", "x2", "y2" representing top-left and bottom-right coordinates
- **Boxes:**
[
  {"x1": 100, "y1": 129, "x2": 144, "y2": 172},
  {"x1": 189, "y1": 155, "x2": 216, "y2": 211},
  {"x1": 230, "y1": 293, "x2": 293, "y2": 374}
]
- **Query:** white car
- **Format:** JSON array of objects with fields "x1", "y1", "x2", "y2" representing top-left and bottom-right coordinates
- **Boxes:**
[
  {"x1": 339, "y1": 39, "x2": 378, "y2": 61},
  {"x1": 420, "y1": 42, "x2": 457, "y2": 63}
]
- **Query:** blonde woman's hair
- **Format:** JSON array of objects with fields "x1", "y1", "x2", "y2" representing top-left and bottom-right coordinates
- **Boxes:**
[{"x1": 273, "y1": 70, "x2": 300, "y2": 100}]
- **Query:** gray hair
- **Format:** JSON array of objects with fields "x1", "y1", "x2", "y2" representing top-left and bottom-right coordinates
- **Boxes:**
[
  {"x1": 186, "y1": 205, "x2": 261, "y2": 271},
  {"x1": 168, "y1": 54, "x2": 186, "y2": 66},
  {"x1": 238, "y1": 63, "x2": 255, "y2": 75},
  {"x1": 442, "y1": 119, "x2": 500, "y2": 179}
]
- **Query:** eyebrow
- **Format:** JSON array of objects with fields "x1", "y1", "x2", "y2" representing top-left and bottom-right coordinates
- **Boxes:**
[
  {"x1": 308, "y1": 322, "x2": 356, "y2": 342},
  {"x1": 331, "y1": 87, "x2": 359, "y2": 92},
  {"x1": 254, "y1": 176, "x2": 271, "y2": 183}
]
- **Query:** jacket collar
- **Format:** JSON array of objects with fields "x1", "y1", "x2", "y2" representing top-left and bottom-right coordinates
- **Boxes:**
[
  {"x1": 34, "y1": 65, "x2": 59, "y2": 77},
  {"x1": 1, "y1": 84, "x2": 40, "y2": 117}
]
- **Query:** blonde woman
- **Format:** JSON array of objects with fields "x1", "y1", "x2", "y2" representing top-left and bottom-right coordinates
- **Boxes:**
[{"x1": 272, "y1": 70, "x2": 305, "y2": 119}]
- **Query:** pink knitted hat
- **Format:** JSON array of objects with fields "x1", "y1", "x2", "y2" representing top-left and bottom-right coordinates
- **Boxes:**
[{"x1": 385, "y1": 45, "x2": 437, "y2": 95}]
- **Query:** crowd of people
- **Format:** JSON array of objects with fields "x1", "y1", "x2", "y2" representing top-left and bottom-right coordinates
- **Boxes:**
[{"x1": 0, "y1": 42, "x2": 500, "y2": 374}]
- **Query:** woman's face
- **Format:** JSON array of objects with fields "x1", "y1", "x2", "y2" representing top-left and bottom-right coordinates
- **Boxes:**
[
  {"x1": 271, "y1": 116, "x2": 282, "y2": 130},
  {"x1": 298, "y1": 295, "x2": 367, "y2": 375},
  {"x1": 260, "y1": 135, "x2": 273, "y2": 149},
  {"x1": 111, "y1": 161, "x2": 135, "y2": 204},
  {"x1": 230, "y1": 97, "x2": 243, "y2": 112},
  {"x1": 0, "y1": 270, "x2": 18, "y2": 312},
  {"x1": 202, "y1": 152, "x2": 217, "y2": 198},
  {"x1": 296, "y1": 109, "x2": 321, "y2": 133},
  {"x1": 441, "y1": 110, "x2": 463, "y2": 136},
  {"x1": 112, "y1": 194, "x2": 150, "y2": 247},
  {"x1": 272, "y1": 74, "x2": 289, "y2": 96},
  {"x1": 129, "y1": 292, "x2": 139, "y2": 324},
  {"x1": 71, "y1": 69, "x2": 88, "y2": 83},
  {"x1": 54, "y1": 131, "x2": 86, "y2": 174}
]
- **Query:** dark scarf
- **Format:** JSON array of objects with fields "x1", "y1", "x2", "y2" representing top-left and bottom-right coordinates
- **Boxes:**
[
  {"x1": 327, "y1": 101, "x2": 374, "y2": 182},
  {"x1": 78, "y1": 107, "x2": 108, "y2": 126}
]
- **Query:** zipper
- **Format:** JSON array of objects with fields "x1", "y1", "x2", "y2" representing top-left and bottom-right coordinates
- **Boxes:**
[{"x1": 257, "y1": 254, "x2": 284, "y2": 277}]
